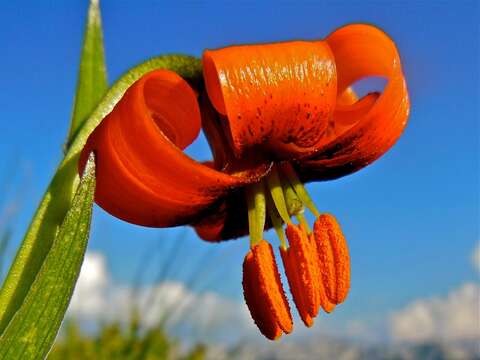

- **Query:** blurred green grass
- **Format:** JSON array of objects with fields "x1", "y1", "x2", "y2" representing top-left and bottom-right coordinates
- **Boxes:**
[
  {"x1": 49, "y1": 318, "x2": 206, "y2": 360},
  {"x1": 47, "y1": 230, "x2": 231, "y2": 360}
]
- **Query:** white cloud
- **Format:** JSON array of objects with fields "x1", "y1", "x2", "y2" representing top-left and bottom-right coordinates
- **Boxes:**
[
  {"x1": 67, "y1": 252, "x2": 255, "y2": 343},
  {"x1": 69, "y1": 252, "x2": 109, "y2": 319},
  {"x1": 389, "y1": 244, "x2": 480, "y2": 344},
  {"x1": 390, "y1": 283, "x2": 480, "y2": 343}
]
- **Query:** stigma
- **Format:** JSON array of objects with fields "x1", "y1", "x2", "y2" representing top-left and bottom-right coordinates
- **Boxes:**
[{"x1": 242, "y1": 163, "x2": 350, "y2": 339}]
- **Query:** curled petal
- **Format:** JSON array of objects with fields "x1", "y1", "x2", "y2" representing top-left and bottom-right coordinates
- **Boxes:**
[
  {"x1": 203, "y1": 41, "x2": 337, "y2": 159},
  {"x1": 79, "y1": 70, "x2": 258, "y2": 227},
  {"x1": 298, "y1": 24, "x2": 410, "y2": 181},
  {"x1": 313, "y1": 214, "x2": 350, "y2": 304},
  {"x1": 242, "y1": 240, "x2": 293, "y2": 340}
]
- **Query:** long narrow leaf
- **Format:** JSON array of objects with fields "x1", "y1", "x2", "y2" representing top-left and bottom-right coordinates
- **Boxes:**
[
  {"x1": 66, "y1": 0, "x2": 108, "y2": 147},
  {"x1": 0, "y1": 154, "x2": 96, "y2": 359}
]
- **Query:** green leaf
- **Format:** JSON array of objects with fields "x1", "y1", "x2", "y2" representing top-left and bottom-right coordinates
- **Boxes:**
[
  {"x1": 66, "y1": 0, "x2": 108, "y2": 148},
  {"x1": 0, "y1": 154, "x2": 96, "y2": 359}
]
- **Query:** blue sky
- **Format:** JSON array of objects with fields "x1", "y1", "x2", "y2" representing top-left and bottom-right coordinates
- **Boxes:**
[{"x1": 0, "y1": 0, "x2": 478, "y2": 340}]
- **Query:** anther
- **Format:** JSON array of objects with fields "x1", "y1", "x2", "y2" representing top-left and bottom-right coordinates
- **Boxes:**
[
  {"x1": 309, "y1": 233, "x2": 336, "y2": 313},
  {"x1": 313, "y1": 214, "x2": 350, "y2": 304},
  {"x1": 243, "y1": 240, "x2": 293, "y2": 339},
  {"x1": 280, "y1": 224, "x2": 320, "y2": 327}
]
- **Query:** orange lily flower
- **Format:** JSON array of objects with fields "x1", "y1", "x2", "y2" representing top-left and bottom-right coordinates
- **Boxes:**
[{"x1": 79, "y1": 24, "x2": 409, "y2": 339}]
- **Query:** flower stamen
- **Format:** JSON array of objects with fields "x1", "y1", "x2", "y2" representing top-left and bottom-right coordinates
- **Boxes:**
[
  {"x1": 265, "y1": 194, "x2": 287, "y2": 250},
  {"x1": 313, "y1": 214, "x2": 351, "y2": 304},
  {"x1": 245, "y1": 164, "x2": 350, "y2": 337},
  {"x1": 246, "y1": 181, "x2": 266, "y2": 247},
  {"x1": 242, "y1": 240, "x2": 293, "y2": 340},
  {"x1": 266, "y1": 167, "x2": 292, "y2": 225},
  {"x1": 280, "y1": 163, "x2": 320, "y2": 217},
  {"x1": 281, "y1": 224, "x2": 320, "y2": 327}
]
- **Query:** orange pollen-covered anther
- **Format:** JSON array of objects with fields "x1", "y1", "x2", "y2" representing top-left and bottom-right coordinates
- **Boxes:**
[
  {"x1": 313, "y1": 214, "x2": 351, "y2": 304},
  {"x1": 309, "y1": 233, "x2": 336, "y2": 314},
  {"x1": 281, "y1": 224, "x2": 320, "y2": 327},
  {"x1": 242, "y1": 240, "x2": 293, "y2": 340}
]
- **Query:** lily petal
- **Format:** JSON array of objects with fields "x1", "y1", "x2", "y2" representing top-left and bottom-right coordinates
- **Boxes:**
[
  {"x1": 80, "y1": 69, "x2": 258, "y2": 227},
  {"x1": 297, "y1": 24, "x2": 410, "y2": 181},
  {"x1": 203, "y1": 41, "x2": 337, "y2": 159}
]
